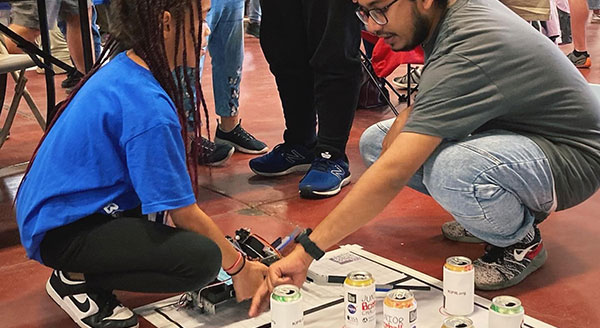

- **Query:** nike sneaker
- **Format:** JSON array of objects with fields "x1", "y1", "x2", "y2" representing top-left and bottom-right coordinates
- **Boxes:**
[
  {"x1": 46, "y1": 270, "x2": 138, "y2": 328},
  {"x1": 249, "y1": 143, "x2": 313, "y2": 176},
  {"x1": 474, "y1": 226, "x2": 547, "y2": 290},
  {"x1": 298, "y1": 153, "x2": 351, "y2": 198}
]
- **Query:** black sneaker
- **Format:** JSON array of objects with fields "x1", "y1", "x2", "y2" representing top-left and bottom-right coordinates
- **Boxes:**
[
  {"x1": 215, "y1": 120, "x2": 268, "y2": 154},
  {"x1": 46, "y1": 270, "x2": 138, "y2": 328},
  {"x1": 199, "y1": 136, "x2": 235, "y2": 166},
  {"x1": 245, "y1": 22, "x2": 260, "y2": 38},
  {"x1": 61, "y1": 71, "x2": 83, "y2": 89},
  {"x1": 474, "y1": 226, "x2": 547, "y2": 290}
]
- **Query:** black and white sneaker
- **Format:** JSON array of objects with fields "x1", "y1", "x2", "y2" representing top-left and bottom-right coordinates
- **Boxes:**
[
  {"x1": 474, "y1": 226, "x2": 547, "y2": 290},
  {"x1": 198, "y1": 136, "x2": 235, "y2": 166},
  {"x1": 46, "y1": 270, "x2": 138, "y2": 328},
  {"x1": 392, "y1": 66, "x2": 421, "y2": 90},
  {"x1": 215, "y1": 120, "x2": 268, "y2": 154}
]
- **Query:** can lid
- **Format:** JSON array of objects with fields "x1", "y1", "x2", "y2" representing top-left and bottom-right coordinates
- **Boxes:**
[
  {"x1": 491, "y1": 296, "x2": 524, "y2": 314},
  {"x1": 442, "y1": 316, "x2": 474, "y2": 328},
  {"x1": 345, "y1": 271, "x2": 374, "y2": 287},
  {"x1": 384, "y1": 289, "x2": 415, "y2": 308},
  {"x1": 271, "y1": 284, "x2": 301, "y2": 302},
  {"x1": 444, "y1": 256, "x2": 473, "y2": 272}
]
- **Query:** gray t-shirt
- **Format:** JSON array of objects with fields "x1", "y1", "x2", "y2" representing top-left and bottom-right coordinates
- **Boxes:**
[{"x1": 404, "y1": 0, "x2": 600, "y2": 211}]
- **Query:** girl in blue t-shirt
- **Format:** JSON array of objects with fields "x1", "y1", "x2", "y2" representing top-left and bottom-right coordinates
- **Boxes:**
[{"x1": 15, "y1": 1, "x2": 267, "y2": 327}]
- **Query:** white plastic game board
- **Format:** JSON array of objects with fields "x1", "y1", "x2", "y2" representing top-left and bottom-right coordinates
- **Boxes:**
[{"x1": 135, "y1": 245, "x2": 556, "y2": 328}]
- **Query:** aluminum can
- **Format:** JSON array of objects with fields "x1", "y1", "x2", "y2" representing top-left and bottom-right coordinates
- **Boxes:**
[
  {"x1": 383, "y1": 289, "x2": 417, "y2": 328},
  {"x1": 441, "y1": 316, "x2": 474, "y2": 328},
  {"x1": 344, "y1": 271, "x2": 376, "y2": 328},
  {"x1": 271, "y1": 284, "x2": 303, "y2": 328},
  {"x1": 443, "y1": 256, "x2": 474, "y2": 315},
  {"x1": 488, "y1": 295, "x2": 524, "y2": 328}
]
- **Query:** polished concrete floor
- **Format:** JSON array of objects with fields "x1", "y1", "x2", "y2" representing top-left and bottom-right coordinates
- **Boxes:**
[{"x1": 1, "y1": 24, "x2": 599, "y2": 327}]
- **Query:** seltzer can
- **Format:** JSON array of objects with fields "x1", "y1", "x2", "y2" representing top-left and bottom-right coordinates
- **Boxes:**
[
  {"x1": 443, "y1": 256, "x2": 474, "y2": 315},
  {"x1": 344, "y1": 271, "x2": 376, "y2": 328},
  {"x1": 441, "y1": 316, "x2": 475, "y2": 328},
  {"x1": 383, "y1": 289, "x2": 417, "y2": 328},
  {"x1": 270, "y1": 284, "x2": 303, "y2": 328},
  {"x1": 488, "y1": 295, "x2": 524, "y2": 328}
]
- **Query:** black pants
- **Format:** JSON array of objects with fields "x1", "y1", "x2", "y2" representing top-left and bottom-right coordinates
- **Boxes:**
[
  {"x1": 40, "y1": 214, "x2": 222, "y2": 293},
  {"x1": 260, "y1": 0, "x2": 362, "y2": 159}
]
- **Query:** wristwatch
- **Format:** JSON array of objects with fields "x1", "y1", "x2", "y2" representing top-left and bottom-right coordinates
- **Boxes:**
[{"x1": 295, "y1": 228, "x2": 325, "y2": 260}]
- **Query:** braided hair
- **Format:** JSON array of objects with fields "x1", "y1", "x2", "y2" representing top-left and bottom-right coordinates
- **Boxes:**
[{"x1": 19, "y1": 0, "x2": 208, "y2": 198}]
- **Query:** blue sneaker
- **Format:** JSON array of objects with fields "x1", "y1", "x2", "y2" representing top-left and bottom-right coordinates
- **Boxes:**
[
  {"x1": 299, "y1": 154, "x2": 351, "y2": 198},
  {"x1": 249, "y1": 143, "x2": 314, "y2": 177}
]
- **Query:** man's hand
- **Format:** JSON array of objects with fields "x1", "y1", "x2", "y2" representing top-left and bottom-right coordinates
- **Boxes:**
[
  {"x1": 248, "y1": 247, "x2": 313, "y2": 317},
  {"x1": 232, "y1": 260, "x2": 268, "y2": 302}
]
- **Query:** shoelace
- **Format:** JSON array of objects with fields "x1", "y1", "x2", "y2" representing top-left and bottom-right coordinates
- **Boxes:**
[
  {"x1": 481, "y1": 244, "x2": 506, "y2": 264},
  {"x1": 311, "y1": 158, "x2": 333, "y2": 172},
  {"x1": 232, "y1": 125, "x2": 256, "y2": 142}
]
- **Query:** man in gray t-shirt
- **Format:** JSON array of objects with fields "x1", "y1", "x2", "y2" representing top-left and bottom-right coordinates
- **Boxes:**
[{"x1": 247, "y1": 0, "x2": 600, "y2": 312}]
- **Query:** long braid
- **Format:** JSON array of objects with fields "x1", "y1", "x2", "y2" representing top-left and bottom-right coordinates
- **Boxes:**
[{"x1": 17, "y1": 0, "x2": 208, "y2": 200}]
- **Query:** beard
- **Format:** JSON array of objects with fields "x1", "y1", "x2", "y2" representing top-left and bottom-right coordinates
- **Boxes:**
[{"x1": 390, "y1": 6, "x2": 431, "y2": 51}]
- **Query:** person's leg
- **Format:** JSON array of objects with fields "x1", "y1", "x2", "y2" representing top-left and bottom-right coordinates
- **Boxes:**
[
  {"x1": 4, "y1": 1, "x2": 43, "y2": 53},
  {"x1": 567, "y1": 0, "x2": 592, "y2": 67},
  {"x1": 421, "y1": 130, "x2": 554, "y2": 289},
  {"x1": 248, "y1": 0, "x2": 316, "y2": 176},
  {"x1": 208, "y1": 0, "x2": 267, "y2": 154},
  {"x1": 61, "y1": 0, "x2": 95, "y2": 74},
  {"x1": 40, "y1": 215, "x2": 222, "y2": 292},
  {"x1": 245, "y1": 0, "x2": 261, "y2": 37},
  {"x1": 304, "y1": 0, "x2": 361, "y2": 160}
]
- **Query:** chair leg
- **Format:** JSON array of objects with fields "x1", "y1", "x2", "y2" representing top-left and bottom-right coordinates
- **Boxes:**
[
  {"x1": 0, "y1": 73, "x2": 6, "y2": 118},
  {"x1": 9, "y1": 69, "x2": 45, "y2": 130},
  {"x1": 0, "y1": 71, "x2": 27, "y2": 148}
]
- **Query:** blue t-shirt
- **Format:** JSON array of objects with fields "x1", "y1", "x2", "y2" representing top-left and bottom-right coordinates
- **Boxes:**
[{"x1": 16, "y1": 52, "x2": 196, "y2": 263}]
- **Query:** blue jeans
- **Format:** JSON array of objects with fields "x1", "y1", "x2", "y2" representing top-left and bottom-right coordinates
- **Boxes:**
[
  {"x1": 248, "y1": 0, "x2": 261, "y2": 24},
  {"x1": 359, "y1": 119, "x2": 556, "y2": 247},
  {"x1": 199, "y1": 0, "x2": 244, "y2": 118}
]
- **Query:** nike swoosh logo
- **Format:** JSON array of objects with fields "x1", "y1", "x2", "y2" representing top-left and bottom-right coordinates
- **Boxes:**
[
  {"x1": 513, "y1": 243, "x2": 538, "y2": 261},
  {"x1": 69, "y1": 295, "x2": 91, "y2": 313}
]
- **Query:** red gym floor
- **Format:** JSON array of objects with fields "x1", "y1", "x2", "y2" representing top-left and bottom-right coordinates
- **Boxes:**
[{"x1": 1, "y1": 27, "x2": 599, "y2": 327}]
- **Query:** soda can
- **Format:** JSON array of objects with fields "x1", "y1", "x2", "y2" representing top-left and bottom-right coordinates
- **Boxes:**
[
  {"x1": 383, "y1": 289, "x2": 417, "y2": 328},
  {"x1": 270, "y1": 284, "x2": 303, "y2": 328},
  {"x1": 344, "y1": 271, "x2": 376, "y2": 328},
  {"x1": 441, "y1": 316, "x2": 474, "y2": 328},
  {"x1": 443, "y1": 256, "x2": 474, "y2": 316},
  {"x1": 488, "y1": 295, "x2": 524, "y2": 328}
]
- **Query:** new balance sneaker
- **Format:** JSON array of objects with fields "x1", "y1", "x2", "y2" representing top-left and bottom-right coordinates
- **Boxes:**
[
  {"x1": 245, "y1": 22, "x2": 260, "y2": 38},
  {"x1": 567, "y1": 51, "x2": 592, "y2": 68},
  {"x1": 46, "y1": 270, "x2": 138, "y2": 328},
  {"x1": 474, "y1": 227, "x2": 547, "y2": 290},
  {"x1": 298, "y1": 154, "x2": 351, "y2": 198},
  {"x1": 199, "y1": 137, "x2": 235, "y2": 166},
  {"x1": 249, "y1": 143, "x2": 313, "y2": 176},
  {"x1": 441, "y1": 221, "x2": 484, "y2": 243},
  {"x1": 215, "y1": 120, "x2": 268, "y2": 154},
  {"x1": 392, "y1": 66, "x2": 421, "y2": 90}
]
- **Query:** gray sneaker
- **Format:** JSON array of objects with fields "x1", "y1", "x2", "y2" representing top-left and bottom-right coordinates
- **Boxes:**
[
  {"x1": 474, "y1": 227, "x2": 547, "y2": 290},
  {"x1": 441, "y1": 221, "x2": 484, "y2": 243},
  {"x1": 567, "y1": 51, "x2": 591, "y2": 68},
  {"x1": 215, "y1": 120, "x2": 268, "y2": 154}
]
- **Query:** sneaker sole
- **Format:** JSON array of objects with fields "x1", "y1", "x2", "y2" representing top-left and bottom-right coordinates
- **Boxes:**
[
  {"x1": 475, "y1": 247, "x2": 548, "y2": 291},
  {"x1": 214, "y1": 137, "x2": 269, "y2": 155},
  {"x1": 203, "y1": 147, "x2": 235, "y2": 167},
  {"x1": 299, "y1": 175, "x2": 352, "y2": 199},
  {"x1": 251, "y1": 163, "x2": 312, "y2": 177}
]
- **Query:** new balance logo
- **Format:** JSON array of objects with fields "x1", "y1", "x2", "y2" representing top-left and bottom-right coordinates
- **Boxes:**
[
  {"x1": 284, "y1": 150, "x2": 306, "y2": 164},
  {"x1": 330, "y1": 165, "x2": 345, "y2": 180},
  {"x1": 513, "y1": 243, "x2": 538, "y2": 262}
]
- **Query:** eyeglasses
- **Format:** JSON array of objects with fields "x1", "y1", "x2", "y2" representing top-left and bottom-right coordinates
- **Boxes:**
[{"x1": 355, "y1": 0, "x2": 400, "y2": 26}]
